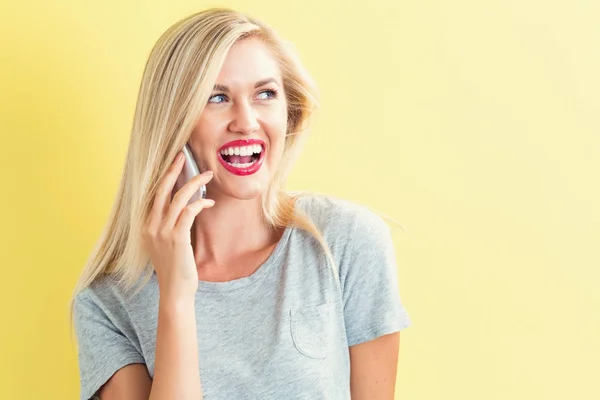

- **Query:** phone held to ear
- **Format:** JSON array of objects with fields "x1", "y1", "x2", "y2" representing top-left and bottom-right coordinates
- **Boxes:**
[{"x1": 173, "y1": 143, "x2": 207, "y2": 205}]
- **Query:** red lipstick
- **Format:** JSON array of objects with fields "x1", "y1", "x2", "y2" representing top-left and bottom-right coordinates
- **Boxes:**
[{"x1": 217, "y1": 139, "x2": 265, "y2": 176}]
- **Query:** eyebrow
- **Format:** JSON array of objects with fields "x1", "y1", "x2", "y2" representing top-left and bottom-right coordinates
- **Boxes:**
[{"x1": 213, "y1": 78, "x2": 279, "y2": 92}]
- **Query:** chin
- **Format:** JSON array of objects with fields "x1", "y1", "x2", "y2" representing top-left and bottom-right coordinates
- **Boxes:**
[{"x1": 217, "y1": 179, "x2": 270, "y2": 201}]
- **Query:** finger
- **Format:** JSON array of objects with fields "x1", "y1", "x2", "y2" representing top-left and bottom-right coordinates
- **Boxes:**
[
  {"x1": 174, "y1": 198, "x2": 216, "y2": 235},
  {"x1": 147, "y1": 152, "x2": 185, "y2": 230},
  {"x1": 164, "y1": 170, "x2": 214, "y2": 229}
]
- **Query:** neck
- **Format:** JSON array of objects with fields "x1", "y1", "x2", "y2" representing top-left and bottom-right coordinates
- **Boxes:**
[{"x1": 190, "y1": 194, "x2": 275, "y2": 270}]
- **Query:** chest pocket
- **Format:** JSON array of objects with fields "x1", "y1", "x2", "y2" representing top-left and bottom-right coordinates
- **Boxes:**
[{"x1": 290, "y1": 302, "x2": 336, "y2": 359}]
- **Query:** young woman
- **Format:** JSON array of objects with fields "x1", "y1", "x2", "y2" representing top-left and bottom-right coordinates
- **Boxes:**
[{"x1": 71, "y1": 8, "x2": 411, "y2": 400}]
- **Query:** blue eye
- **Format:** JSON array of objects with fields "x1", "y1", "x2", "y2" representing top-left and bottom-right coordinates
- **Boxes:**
[
  {"x1": 208, "y1": 90, "x2": 278, "y2": 103},
  {"x1": 257, "y1": 89, "x2": 278, "y2": 100},
  {"x1": 208, "y1": 94, "x2": 227, "y2": 103}
]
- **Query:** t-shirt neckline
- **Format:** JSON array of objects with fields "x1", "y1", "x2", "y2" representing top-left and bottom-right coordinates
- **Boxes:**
[{"x1": 193, "y1": 224, "x2": 293, "y2": 292}]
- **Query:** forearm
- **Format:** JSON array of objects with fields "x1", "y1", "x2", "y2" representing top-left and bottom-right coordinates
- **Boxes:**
[{"x1": 149, "y1": 295, "x2": 202, "y2": 400}]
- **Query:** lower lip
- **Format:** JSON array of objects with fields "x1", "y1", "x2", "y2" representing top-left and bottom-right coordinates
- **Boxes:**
[{"x1": 217, "y1": 151, "x2": 265, "y2": 176}]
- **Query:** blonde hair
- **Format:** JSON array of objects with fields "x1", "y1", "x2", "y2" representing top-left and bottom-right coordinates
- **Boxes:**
[{"x1": 70, "y1": 8, "x2": 338, "y2": 315}]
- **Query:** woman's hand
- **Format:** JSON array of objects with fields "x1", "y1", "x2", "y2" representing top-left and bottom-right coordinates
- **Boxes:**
[{"x1": 142, "y1": 152, "x2": 215, "y2": 299}]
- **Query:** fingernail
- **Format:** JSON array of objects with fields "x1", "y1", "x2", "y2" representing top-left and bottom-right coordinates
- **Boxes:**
[
  {"x1": 175, "y1": 152, "x2": 184, "y2": 163},
  {"x1": 206, "y1": 199, "x2": 215, "y2": 205}
]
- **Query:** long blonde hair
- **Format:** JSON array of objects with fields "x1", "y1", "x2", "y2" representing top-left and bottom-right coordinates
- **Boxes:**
[{"x1": 70, "y1": 8, "x2": 337, "y2": 313}]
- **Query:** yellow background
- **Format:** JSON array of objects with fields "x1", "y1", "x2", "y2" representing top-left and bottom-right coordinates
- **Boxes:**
[{"x1": 1, "y1": 0, "x2": 598, "y2": 399}]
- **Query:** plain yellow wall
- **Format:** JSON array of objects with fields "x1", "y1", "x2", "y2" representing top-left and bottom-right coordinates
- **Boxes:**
[{"x1": 1, "y1": 0, "x2": 598, "y2": 399}]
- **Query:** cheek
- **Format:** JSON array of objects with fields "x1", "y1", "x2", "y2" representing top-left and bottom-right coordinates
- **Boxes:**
[
  {"x1": 267, "y1": 106, "x2": 288, "y2": 141},
  {"x1": 189, "y1": 124, "x2": 219, "y2": 168},
  {"x1": 194, "y1": 115, "x2": 222, "y2": 139},
  {"x1": 267, "y1": 121, "x2": 287, "y2": 156},
  {"x1": 268, "y1": 137, "x2": 287, "y2": 172}
]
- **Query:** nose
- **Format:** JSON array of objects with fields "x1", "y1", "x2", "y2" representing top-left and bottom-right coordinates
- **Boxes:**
[{"x1": 228, "y1": 100, "x2": 260, "y2": 135}]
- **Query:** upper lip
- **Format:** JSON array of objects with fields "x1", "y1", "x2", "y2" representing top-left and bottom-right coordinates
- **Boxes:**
[{"x1": 218, "y1": 139, "x2": 265, "y2": 152}]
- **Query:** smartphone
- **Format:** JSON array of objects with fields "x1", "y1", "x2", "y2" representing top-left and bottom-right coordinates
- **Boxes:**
[{"x1": 173, "y1": 143, "x2": 207, "y2": 204}]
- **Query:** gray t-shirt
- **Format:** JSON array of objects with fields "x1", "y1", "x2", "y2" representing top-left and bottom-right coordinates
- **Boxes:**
[{"x1": 73, "y1": 194, "x2": 412, "y2": 400}]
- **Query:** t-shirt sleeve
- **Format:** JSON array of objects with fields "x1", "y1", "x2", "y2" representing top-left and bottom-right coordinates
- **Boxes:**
[
  {"x1": 339, "y1": 208, "x2": 412, "y2": 346},
  {"x1": 73, "y1": 290, "x2": 146, "y2": 400}
]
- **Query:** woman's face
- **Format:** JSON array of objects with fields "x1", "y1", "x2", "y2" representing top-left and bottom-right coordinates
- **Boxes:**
[{"x1": 190, "y1": 37, "x2": 288, "y2": 201}]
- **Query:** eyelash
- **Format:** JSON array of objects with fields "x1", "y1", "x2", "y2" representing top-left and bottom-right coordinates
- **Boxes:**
[{"x1": 208, "y1": 89, "x2": 279, "y2": 104}]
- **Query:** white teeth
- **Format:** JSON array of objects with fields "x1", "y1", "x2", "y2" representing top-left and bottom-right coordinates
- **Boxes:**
[{"x1": 220, "y1": 144, "x2": 263, "y2": 156}]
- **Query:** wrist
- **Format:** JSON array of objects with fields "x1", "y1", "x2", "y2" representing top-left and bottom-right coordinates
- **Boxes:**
[
  {"x1": 156, "y1": 276, "x2": 198, "y2": 302},
  {"x1": 159, "y1": 291, "x2": 196, "y2": 312}
]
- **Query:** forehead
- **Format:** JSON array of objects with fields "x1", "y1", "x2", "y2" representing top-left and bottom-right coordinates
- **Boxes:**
[{"x1": 215, "y1": 38, "x2": 281, "y2": 86}]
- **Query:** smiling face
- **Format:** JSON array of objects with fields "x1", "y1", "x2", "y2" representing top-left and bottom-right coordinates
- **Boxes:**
[{"x1": 189, "y1": 37, "x2": 288, "y2": 201}]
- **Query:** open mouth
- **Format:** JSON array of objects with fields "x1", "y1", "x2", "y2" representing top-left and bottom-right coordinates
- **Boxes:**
[
  {"x1": 219, "y1": 143, "x2": 263, "y2": 168},
  {"x1": 217, "y1": 140, "x2": 266, "y2": 176}
]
